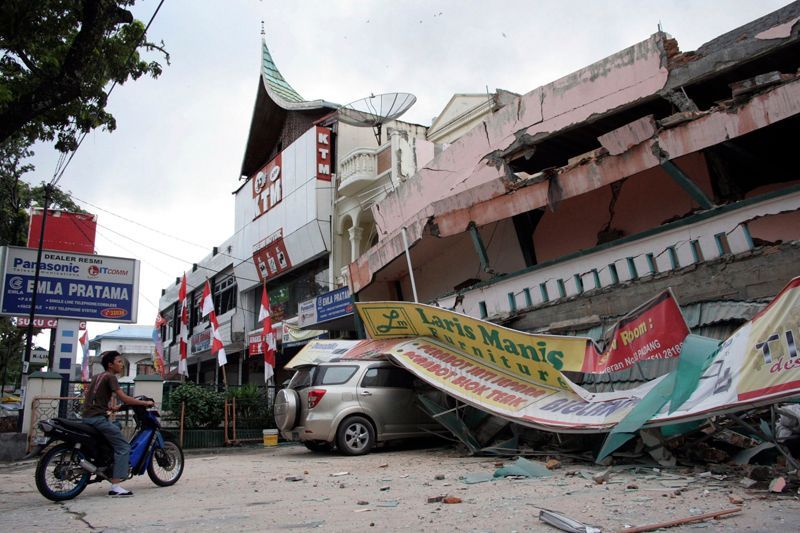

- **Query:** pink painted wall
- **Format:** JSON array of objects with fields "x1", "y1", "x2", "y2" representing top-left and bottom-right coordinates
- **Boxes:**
[
  {"x1": 535, "y1": 188, "x2": 612, "y2": 262},
  {"x1": 534, "y1": 152, "x2": 714, "y2": 262},
  {"x1": 746, "y1": 180, "x2": 800, "y2": 242},
  {"x1": 612, "y1": 152, "x2": 714, "y2": 235}
]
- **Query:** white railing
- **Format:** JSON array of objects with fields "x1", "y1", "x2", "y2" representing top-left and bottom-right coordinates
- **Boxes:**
[
  {"x1": 338, "y1": 145, "x2": 389, "y2": 196},
  {"x1": 436, "y1": 190, "x2": 800, "y2": 320}
]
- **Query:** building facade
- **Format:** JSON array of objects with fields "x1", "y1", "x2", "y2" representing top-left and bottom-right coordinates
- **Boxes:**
[
  {"x1": 157, "y1": 37, "x2": 432, "y2": 385},
  {"x1": 347, "y1": 4, "x2": 800, "y2": 387},
  {"x1": 88, "y1": 325, "x2": 156, "y2": 383}
]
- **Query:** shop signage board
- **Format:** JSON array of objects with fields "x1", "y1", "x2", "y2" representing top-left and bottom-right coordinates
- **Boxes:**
[
  {"x1": 321, "y1": 277, "x2": 800, "y2": 433},
  {"x1": 297, "y1": 287, "x2": 353, "y2": 328},
  {"x1": 0, "y1": 246, "x2": 139, "y2": 323},
  {"x1": 15, "y1": 317, "x2": 87, "y2": 330}
]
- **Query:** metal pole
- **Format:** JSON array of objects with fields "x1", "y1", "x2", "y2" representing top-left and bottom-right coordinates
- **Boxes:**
[
  {"x1": 23, "y1": 185, "x2": 51, "y2": 373},
  {"x1": 401, "y1": 226, "x2": 418, "y2": 302}
]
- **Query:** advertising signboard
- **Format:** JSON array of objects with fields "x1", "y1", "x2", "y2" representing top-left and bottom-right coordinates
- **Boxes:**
[
  {"x1": 252, "y1": 229, "x2": 292, "y2": 283},
  {"x1": 0, "y1": 246, "x2": 139, "y2": 323},
  {"x1": 297, "y1": 287, "x2": 353, "y2": 328},
  {"x1": 30, "y1": 348, "x2": 49, "y2": 366},
  {"x1": 191, "y1": 329, "x2": 211, "y2": 354},
  {"x1": 16, "y1": 317, "x2": 86, "y2": 330},
  {"x1": 27, "y1": 209, "x2": 97, "y2": 254},
  {"x1": 292, "y1": 277, "x2": 800, "y2": 434}
]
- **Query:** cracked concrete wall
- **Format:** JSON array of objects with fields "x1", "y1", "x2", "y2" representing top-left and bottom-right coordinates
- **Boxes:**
[
  {"x1": 350, "y1": 3, "x2": 800, "y2": 294},
  {"x1": 353, "y1": 33, "x2": 672, "y2": 292}
]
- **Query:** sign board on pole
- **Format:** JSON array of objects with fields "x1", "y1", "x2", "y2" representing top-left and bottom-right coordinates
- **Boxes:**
[
  {"x1": 15, "y1": 317, "x2": 87, "y2": 330},
  {"x1": 30, "y1": 348, "x2": 49, "y2": 366},
  {"x1": 0, "y1": 246, "x2": 140, "y2": 323},
  {"x1": 27, "y1": 209, "x2": 97, "y2": 254}
]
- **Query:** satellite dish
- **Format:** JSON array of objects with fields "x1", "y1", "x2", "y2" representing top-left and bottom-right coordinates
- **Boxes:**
[{"x1": 337, "y1": 92, "x2": 417, "y2": 145}]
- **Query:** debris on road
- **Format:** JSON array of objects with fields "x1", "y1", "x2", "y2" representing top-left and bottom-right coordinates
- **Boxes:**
[
  {"x1": 494, "y1": 457, "x2": 552, "y2": 479},
  {"x1": 769, "y1": 476, "x2": 786, "y2": 493},
  {"x1": 619, "y1": 507, "x2": 741, "y2": 533},
  {"x1": 538, "y1": 509, "x2": 601, "y2": 533}
]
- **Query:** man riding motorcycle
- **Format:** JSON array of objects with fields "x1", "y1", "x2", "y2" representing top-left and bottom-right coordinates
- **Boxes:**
[{"x1": 82, "y1": 350, "x2": 154, "y2": 496}]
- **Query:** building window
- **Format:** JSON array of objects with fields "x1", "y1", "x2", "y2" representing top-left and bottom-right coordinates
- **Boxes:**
[
  {"x1": 162, "y1": 307, "x2": 174, "y2": 344},
  {"x1": 214, "y1": 274, "x2": 237, "y2": 315},
  {"x1": 136, "y1": 361, "x2": 156, "y2": 376},
  {"x1": 191, "y1": 290, "x2": 205, "y2": 329}
]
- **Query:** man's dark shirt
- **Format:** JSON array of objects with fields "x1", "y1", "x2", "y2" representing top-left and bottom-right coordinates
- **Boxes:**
[{"x1": 82, "y1": 372, "x2": 120, "y2": 418}]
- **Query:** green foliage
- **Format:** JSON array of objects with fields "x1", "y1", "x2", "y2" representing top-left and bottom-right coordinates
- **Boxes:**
[
  {"x1": 0, "y1": 317, "x2": 25, "y2": 391},
  {"x1": 0, "y1": 136, "x2": 87, "y2": 248},
  {"x1": 226, "y1": 384, "x2": 261, "y2": 401},
  {"x1": 167, "y1": 383, "x2": 224, "y2": 429},
  {"x1": 0, "y1": 0, "x2": 169, "y2": 150},
  {"x1": 227, "y1": 385, "x2": 273, "y2": 429}
]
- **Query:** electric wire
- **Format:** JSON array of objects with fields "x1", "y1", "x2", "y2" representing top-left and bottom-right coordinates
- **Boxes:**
[{"x1": 50, "y1": 0, "x2": 167, "y2": 188}]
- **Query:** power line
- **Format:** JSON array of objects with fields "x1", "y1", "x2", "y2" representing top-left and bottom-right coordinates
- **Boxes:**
[
  {"x1": 50, "y1": 0, "x2": 167, "y2": 187},
  {"x1": 69, "y1": 193, "x2": 210, "y2": 251}
]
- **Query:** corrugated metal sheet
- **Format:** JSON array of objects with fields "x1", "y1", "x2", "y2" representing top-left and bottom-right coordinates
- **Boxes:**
[{"x1": 682, "y1": 300, "x2": 766, "y2": 329}]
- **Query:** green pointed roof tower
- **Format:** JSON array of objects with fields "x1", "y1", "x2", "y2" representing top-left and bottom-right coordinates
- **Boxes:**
[{"x1": 240, "y1": 29, "x2": 338, "y2": 179}]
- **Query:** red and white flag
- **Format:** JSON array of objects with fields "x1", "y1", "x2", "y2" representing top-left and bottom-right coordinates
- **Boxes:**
[
  {"x1": 79, "y1": 329, "x2": 90, "y2": 382},
  {"x1": 201, "y1": 280, "x2": 227, "y2": 366},
  {"x1": 178, "y1": 273, "x2": 189, "y2": 376},
  {"x1": 259, "y1": 285, "x2": 276, "y2": 381}
]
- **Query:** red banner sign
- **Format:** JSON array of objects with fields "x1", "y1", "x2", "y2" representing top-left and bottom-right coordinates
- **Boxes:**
[
  {"x1": 251, "y1": 153, "x2": 282, "y2": 219},
  {"x1": 316, "y1": 127, "x2": 331, "y2": 181},
  {"x1": 16, "y1": 317, "x2": 87, "y2": 330},
  {"x1": 252, "y1": 230, "x2": 292, "y2": 283}
]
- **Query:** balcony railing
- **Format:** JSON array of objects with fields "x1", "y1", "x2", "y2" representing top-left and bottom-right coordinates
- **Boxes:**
[{"x1": 338, "y1": 145, "x2": 390, "y2": 197}]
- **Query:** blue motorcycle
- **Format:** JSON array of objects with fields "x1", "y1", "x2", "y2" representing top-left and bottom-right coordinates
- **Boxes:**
[{"x1": 33, "y1": 397, "x2": 184, "y2": 501}]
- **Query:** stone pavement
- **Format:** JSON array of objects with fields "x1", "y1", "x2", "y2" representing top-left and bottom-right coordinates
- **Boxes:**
[{"x1": 1, "y1": 443, "x2": 799, "y2": 532}]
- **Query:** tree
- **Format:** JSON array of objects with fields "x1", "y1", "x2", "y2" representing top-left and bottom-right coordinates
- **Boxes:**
[
  {"x1": 0, "y1": 0, "x2": 169, "y2": 151},
  {"x1": 0, "y1": 137, "x2": 85, "y2": 247},
  {"x1": 0, "y1": 137, "x2": 86, "y2": 391}
]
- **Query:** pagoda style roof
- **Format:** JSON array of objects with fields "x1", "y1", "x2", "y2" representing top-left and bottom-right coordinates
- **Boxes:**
[{"x1": 240, "y1": 38, "x2": 338, "y2": 178}]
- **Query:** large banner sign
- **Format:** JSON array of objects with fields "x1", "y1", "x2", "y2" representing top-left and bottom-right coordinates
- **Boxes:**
[
  {"x1": 0, "y1": 246, "x2": 139, "y2": 323},
  {"x1": 356, "y1": 290, "x2": 688, "y2": 392},
  {"x1": 316, "y1": 278, "x2": 800, "y2": 433}
]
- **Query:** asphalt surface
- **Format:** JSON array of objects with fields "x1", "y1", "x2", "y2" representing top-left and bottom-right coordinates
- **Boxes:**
[{"x1": 1, "y1": 442, "x2": 799, "y2": 532}]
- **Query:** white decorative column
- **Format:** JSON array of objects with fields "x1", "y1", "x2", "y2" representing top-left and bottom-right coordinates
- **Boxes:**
[{"x1": 348, "y1": 226, "x2": 364, "y2": 261}]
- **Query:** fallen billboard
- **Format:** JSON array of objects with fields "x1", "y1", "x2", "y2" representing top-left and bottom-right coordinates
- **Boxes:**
[{"x1": 291, "y1": 277, "x2": 800, "y2": 435}]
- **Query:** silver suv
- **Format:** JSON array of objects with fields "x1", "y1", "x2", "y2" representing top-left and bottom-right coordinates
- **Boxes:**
[{"x1": 274, "y1": 360, "x2": 442, "y2": 455}]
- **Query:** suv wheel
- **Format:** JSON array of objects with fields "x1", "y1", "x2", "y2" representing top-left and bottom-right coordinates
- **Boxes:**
[
  {"x1": 274, "y1": 389, "x2": 299, "y2": 432},
  {"x1": 336, "y1": 416, "x2": 375, "y2": 456}
]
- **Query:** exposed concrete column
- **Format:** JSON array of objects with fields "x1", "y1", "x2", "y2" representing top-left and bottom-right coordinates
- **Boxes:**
[
  {"x1": 348, "y1": 226, "x2": 364, "y2": 261},
  {"x1": 21, "y1": 371, "x2": 63, "y2": 438},
  {"x1": 134, "y1": 375, "x2": 164, "y2": 406}
]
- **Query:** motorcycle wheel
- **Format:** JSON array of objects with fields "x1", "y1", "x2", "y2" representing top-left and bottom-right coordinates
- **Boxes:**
[
  {"x1": 35, "y1": 443, "x2": 90, "y2": 501},
  {"x1": 147, "y1": 439, "x2": 184, "y2": 487}
]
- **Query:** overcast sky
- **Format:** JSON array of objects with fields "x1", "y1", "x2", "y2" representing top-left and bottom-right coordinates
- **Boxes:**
[{"x1": 23, "y1": 0, "x2": 792, "y2": 343}]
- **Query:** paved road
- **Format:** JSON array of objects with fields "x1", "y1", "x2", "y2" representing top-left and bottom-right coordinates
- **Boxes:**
[{"x1": 1, "y1": 443, "x2": 799, "y2": 532}]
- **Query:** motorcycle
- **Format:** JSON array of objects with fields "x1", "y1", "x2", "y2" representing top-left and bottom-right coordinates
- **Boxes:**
[{"x1": 32, "y1": 397, "x2": 184, "y2": 501}]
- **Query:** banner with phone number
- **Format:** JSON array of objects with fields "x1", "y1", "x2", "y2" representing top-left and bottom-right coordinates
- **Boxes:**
[{"x1": 336, "y1": 278, "x2": 800, "y2": 432}]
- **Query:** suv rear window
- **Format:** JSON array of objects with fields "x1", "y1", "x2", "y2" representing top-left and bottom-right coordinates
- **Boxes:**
[
  {"x1": 288, "y1": 367, "x2": 314, "y2": 389},
  {"x1": 314, "y1": 365, "x2": 358, "y2": 385}
]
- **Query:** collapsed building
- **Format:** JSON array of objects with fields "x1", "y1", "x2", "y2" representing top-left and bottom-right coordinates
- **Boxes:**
[
  {"x1": 348, "y1": 3, "x2": 800, "y2": 365},
  {"x1": 336, "y1": 3, "x2": 800, "y2": 465}
]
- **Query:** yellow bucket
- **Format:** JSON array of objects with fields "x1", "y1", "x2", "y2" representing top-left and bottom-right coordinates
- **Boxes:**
[{"x1": 262, "y1": 429, "x2": 278, "y2": 447}]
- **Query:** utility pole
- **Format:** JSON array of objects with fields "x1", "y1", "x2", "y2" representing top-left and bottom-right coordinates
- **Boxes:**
[{"x1": 23, "y1": 184, "x2": 51, "y2": 374}]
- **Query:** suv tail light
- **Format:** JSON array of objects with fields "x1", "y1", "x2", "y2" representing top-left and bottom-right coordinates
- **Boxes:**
[{"x1": 307, "y1": 389, "x2": 327, "y2": 409}]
